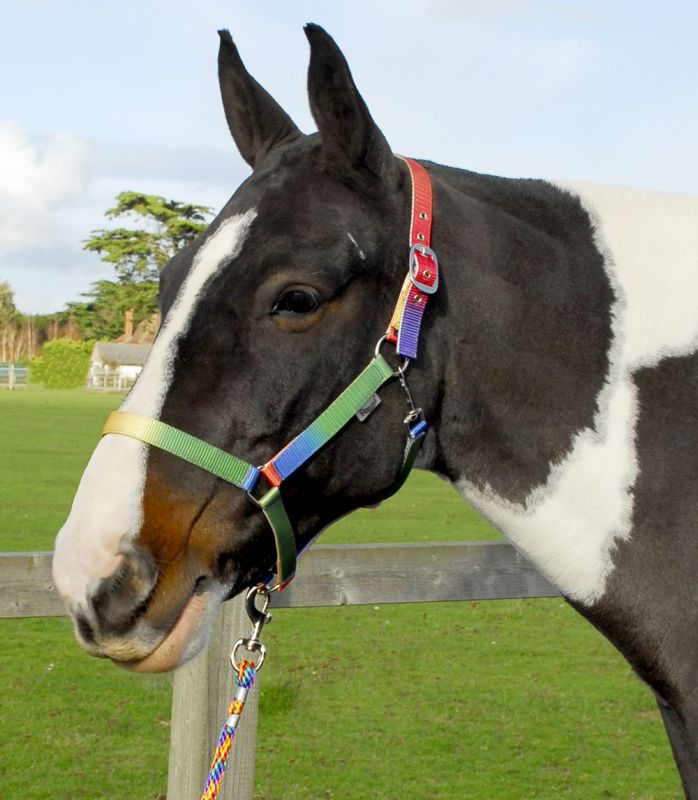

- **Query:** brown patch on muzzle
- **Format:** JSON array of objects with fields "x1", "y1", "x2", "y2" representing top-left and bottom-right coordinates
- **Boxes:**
[{"x1": 78, "y1": 466, "x2": 265, "y2": 671}]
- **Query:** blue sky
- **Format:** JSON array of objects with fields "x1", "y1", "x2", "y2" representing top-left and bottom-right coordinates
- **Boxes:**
[{"x1": 2, "y1": 0, "x2": 697, "y2": 313}]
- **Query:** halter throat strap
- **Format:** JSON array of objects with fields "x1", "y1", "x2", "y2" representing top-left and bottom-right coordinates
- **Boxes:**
[{"x1": 100, "y1": 156, "x2": 437, "y2": 590}]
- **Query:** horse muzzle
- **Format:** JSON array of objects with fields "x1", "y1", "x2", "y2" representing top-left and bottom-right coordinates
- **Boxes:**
[{"x1": 56, "y1": 545, "x2": 225, "y2": 672}]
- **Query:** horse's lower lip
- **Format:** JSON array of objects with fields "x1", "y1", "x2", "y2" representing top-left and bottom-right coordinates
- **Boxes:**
[{"x1": 117, "y1": 592, "x2": 212, "y2": 673}]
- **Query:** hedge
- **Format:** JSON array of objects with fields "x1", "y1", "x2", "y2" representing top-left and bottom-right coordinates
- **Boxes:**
[{"x1": 33, "y1": 340, "x2": 93, "y2": 389}]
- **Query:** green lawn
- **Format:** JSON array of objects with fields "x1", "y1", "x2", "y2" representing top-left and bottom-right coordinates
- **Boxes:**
[
  {"x1": 0, "y1": 387, "x2": 682, "y2": 799},
  {"x1": 0, "y1": 385, "x2": 120, "y2": 552}
]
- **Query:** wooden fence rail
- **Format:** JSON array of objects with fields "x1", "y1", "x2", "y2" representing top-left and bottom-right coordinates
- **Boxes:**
[{"x1": 0, "y1": 542, "x2": 560, "y2": 800}]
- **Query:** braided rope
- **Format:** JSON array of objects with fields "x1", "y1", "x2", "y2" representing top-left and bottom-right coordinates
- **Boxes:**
[{"x1": 199, "y1": 660, "x2": 257, "y2": 800}]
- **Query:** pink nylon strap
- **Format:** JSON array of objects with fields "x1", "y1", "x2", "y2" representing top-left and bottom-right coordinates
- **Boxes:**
[{"x1": 386, "y1": 156, "x2": 438, "y2": 359}]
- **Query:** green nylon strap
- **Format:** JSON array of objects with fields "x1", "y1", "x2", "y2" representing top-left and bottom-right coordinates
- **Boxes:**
[
  {"x1": 102, "y1": 411, "x2": 258, "y2": 490},
  {"x1": 257, "y1": 487, "x2": 297, "y2": 588}
]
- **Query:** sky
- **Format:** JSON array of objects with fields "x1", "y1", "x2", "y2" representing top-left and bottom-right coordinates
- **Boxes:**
[{"x1": 2, "y1": 0, "x2": 697, "y2": 314}]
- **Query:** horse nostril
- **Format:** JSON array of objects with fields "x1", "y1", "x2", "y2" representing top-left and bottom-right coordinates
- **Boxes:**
[
  {"x1": 90, "y1": 548, "x2": 158, "y2": 635},
  {"x1": 216, "y1": 553, "x2": 237, "y2": 583},
  {"x1": 76, "y1": 612, "x2": 96, "y2": 645},
  {"x1": 192, "y1": 576, "x2": 212, "y2": 596}
]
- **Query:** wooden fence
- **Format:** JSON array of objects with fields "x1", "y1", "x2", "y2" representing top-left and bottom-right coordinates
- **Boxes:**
[{"x1": 0, "y1": 542, "x2": 560, "y2": 799}]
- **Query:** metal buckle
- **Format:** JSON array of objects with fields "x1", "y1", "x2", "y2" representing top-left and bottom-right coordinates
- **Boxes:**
[{"x1": 408, "y1": 244, "x2": 439, "y2": 295}]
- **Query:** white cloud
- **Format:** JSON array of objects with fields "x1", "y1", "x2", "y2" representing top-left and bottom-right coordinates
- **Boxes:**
[
  {"x1": 0, "y1": 126, "x2": 242, "y2": 314},
  {"x1": 0, "y1": 122, "x2": 87, "y2": 251}
]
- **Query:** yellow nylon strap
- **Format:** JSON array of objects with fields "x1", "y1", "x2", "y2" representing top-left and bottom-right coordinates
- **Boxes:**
[
  {"x1": 102, "y1": 411, "x2": 259, "y2": 490},
  {"x1": 388, "y1": 273, "x2": 412, "y2": 335}
]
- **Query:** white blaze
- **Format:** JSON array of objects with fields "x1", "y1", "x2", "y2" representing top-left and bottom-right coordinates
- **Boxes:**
[
  {"x1": 455, "y1": 184, "x2": 698, "y2": 604},
  {"x1": 53, "y1": 210, "x2": 257, "y2": 607}
]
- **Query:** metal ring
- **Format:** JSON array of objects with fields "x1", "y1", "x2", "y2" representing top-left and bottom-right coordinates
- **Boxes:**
[
  {"x1": 231, "y1": 637, "x2": 267, "y2": 673},
  {"x1": 374, "y1": 334, "x2": 389, "y2": 358},
  {"x1": 374, "y1": 335, "x2": 411, "y2": 376}
]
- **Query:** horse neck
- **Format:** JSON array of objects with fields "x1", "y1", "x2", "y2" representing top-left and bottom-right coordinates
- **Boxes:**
[{"x1": 423, "y1": 163, "x2": 614, "y2": 504}]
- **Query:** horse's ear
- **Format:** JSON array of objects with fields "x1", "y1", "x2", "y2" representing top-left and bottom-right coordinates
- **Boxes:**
[
  {"x1": 304, "y1": 24, "x2": 398, "y2": 187},
  {"x1": 218, "y1": 29, "x2": 302, "y2": 169}
]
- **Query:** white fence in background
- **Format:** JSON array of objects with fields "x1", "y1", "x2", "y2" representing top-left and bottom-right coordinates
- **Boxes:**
[
  {"x1": 86, "y1": 367, "x2": 137, "y2": 392},
  {"x1": 0, "y1": 363, "x2": 27, "y2": 390}
]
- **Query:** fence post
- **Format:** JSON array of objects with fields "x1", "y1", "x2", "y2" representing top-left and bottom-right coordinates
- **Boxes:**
[
  {"x1": 9, "y1": 363, "x2": 14, "y2": 391},
  {"x1": 167, "y1": 594, "x2": 260, "y2": 800}
]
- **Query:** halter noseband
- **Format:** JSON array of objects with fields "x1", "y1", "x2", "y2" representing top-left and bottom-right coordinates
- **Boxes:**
[{"x1": 100, "y1": 156, "x2": 439, "y2": 590}]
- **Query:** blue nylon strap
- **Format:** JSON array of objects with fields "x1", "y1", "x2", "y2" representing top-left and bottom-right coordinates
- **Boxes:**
[{"x1": 268, "y1": 356, "x2": 395, "y2": 482}]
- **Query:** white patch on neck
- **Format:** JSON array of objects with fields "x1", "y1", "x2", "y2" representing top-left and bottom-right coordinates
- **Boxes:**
[
  {"x1": 347, "y1": 231, "x2": 366, "y2": 260},
  {"x1": 455, "y1": 183, "x2": 698, "y2": 605},
  {"x1": 53, "y1": 210, "x2": 257, "y2": 607}
]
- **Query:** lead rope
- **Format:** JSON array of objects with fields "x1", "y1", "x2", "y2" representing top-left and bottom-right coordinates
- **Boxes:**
[
  {"x1": 200, "y1": 660, "x2": 257, "y2": 800},
  {"x1": 199, "y1": 585, "x2": 272, "y2": 800}
]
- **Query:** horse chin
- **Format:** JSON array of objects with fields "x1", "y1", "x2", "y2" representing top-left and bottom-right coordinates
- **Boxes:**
[{"x1": 117, "y1": 585, "x2": 225, "y2": 674}]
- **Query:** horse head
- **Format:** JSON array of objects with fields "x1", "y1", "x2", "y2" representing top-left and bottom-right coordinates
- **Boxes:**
[{"x1": 52, "y1": 25, "x2": 442, "y2": 672}]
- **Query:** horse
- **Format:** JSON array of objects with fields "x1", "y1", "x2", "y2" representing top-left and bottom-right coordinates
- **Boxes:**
[{"x1": 52, "y1": 24, "x2": 698, "y2": 796}]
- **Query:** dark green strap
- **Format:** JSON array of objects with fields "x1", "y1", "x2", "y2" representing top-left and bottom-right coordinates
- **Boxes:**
[
  {"x1": 257, "y1": 487, "x2": 297, "y2": 588},
  {"x1": 381, "y1": 430, "x2": 427, "y2": 501}
]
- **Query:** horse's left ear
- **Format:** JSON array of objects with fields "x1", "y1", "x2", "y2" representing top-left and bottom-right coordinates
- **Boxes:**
[
  {"x1": 218, "y1": 29, "x2": 302, "y2": 169},
  {"x1": 304, "y1": 24, "x2": 398, "y2": 188}
]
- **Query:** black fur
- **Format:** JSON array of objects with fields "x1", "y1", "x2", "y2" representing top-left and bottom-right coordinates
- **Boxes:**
[{"x1": 580, "y1": 350, "x2": 698, "y2": 796}]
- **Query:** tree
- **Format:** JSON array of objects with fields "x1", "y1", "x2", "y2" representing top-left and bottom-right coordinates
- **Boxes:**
[
  {"x1": 68, "y1": 280, "x2": 160, "y2": 341},
  {"x1": 84, "y1": 191, "x2": 213, "y2": 283},
  {"x1": 0, "y1": 282, "x2": 18, "y2": 362},
  {"x1": 0, "y1": 282, "x2": 47, "y2": 361},
  {"x1": 79, "y1": 192, "x2": 213, "y2": 339},
  {"x1": 0, "y1": 281, "x2": 15, "y2": 325}
]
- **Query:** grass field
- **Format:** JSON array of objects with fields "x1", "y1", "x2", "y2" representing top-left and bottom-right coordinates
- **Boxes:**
[{"x1": 0, "y1": 387, "x2": 682, "y2": 798}]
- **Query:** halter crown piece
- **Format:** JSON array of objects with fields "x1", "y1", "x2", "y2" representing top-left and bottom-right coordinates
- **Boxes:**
[{"x1": 100, "y1": 156, "x2": 438, "y2": 590}]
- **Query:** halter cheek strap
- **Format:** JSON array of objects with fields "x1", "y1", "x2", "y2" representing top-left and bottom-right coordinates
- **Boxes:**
[
  {"x1": 100, "y1": 156, "x2": 438, "y2": 591},
  {"x1": 387, "y1": 156, "x2": 439, "y2": 359}
]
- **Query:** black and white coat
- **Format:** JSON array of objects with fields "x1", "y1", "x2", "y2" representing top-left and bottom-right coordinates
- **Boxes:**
[{"x1": 52, "y1": 23, "x2": 698, "y2": 796}]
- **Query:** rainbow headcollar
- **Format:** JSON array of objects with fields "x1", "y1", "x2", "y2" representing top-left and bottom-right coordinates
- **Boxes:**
[{"x1": 101, "y1": 156, "x2": 439, "y2": 590}]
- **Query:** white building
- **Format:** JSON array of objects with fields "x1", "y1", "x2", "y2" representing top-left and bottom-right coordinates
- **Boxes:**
[{"x1": 88, "y1": 342, "x2": 151, "y2": 391}]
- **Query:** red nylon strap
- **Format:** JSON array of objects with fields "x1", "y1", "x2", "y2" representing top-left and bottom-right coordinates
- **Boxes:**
[
  {"x1": 406, "y1": 157, "x2": 433, "y2": 246},
  {"x1": 386, "y1": 156, "x2": 438, "y2": 356}
]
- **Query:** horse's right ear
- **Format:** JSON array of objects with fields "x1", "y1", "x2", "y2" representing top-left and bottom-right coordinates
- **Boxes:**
[{"x1": 218, "y1": 30, "x2": 302, "y2": 169}]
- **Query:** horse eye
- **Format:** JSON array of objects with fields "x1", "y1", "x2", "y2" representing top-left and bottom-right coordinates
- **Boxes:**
[{"x1": 272, "y1": 288, "x2": 321, "y2": 316}]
